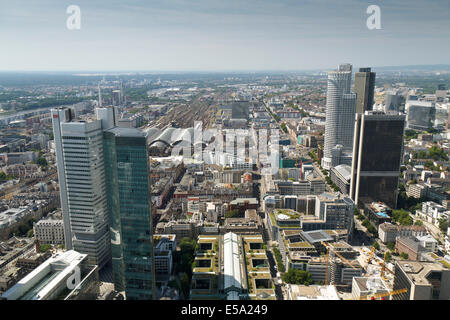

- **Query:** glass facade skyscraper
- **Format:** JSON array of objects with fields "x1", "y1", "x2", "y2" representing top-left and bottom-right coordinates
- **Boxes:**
[{"x1": 104, "y1": 127, "x2": 155, "y2": 300}]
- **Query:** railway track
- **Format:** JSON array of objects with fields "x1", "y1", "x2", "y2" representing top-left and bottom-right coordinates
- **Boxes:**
[{"x1": 157, "y1": 94, "x2": 217, "y2": 129}]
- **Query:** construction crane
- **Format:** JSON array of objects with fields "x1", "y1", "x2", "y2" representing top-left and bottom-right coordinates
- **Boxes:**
[
  {"x1": 379, "y1": 252, "x2": 395, "y2": 280},
  {"x1": 322, "y1": 241, "x2": 359, "y2": 285},
  {"x1": 367, "y1": 246, "x2": 376, "y2": 265},
  {"x1": 350, "y1": 288, "x2": 408, "y2": 300}
]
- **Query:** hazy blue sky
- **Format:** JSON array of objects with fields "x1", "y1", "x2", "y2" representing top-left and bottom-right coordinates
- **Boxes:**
[{"x1": 1, "y1": 0, "x2": 449, "y2": 71}]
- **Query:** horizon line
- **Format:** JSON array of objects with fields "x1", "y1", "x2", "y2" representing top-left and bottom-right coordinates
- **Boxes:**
[{"x1": 1, "y1": 64, "x2": 450, "y2": 74}]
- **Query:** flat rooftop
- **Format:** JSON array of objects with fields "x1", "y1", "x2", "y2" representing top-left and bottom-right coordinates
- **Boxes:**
[
  {"x1": 301, "y1": 230, "x2": 333, "y2": 244},
  {"x1": 288, "y1": 285, "x2": 340, "y2": 300},
  {"x1": 397, "y1": 261, "x2": 447, "y2": 286},
  {"x1": 353, "y1": 277, "x2": 389, "y2": 293}
]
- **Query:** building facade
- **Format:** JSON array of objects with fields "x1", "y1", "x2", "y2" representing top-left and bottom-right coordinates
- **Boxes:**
[
  {"x1": 393, "y1": 261, "x2": 450, "y2": 300},
  {"x1": 322, "y1": 64, "x2": 356, "y2": 169},
  {"x1": 51, "y1": 107, "x2": 113, "y2": 268},
  {"x1": 350, "y1": 111, "x2": 406, "y2": 208},
  {"x1": 33, "y1": 219, "x2": 64, "y2": 245},
  {"x1": 354, "y1": 67, "x2": 376, "y2": 114},
  {"x1": 104, "y1": 127, "x2": 155, "y2": 300}
]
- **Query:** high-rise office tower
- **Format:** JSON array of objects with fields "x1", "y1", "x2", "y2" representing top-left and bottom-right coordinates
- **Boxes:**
[
  {"x1": 405, "y1": 101, "x2": 436, "y2": 130},
  {"x1": 322, "y1": 64, "x2": 356, "y2": 170},
  {"x1": 103, "y1": 127, "x2": 155, "y2": 300},
  {"x1": 354, "y1": 67, "x2": 376, "y2": 114},
  {"x1": 51, "y1": 106, "x2": 117, "y2": 268},
  {"x1": 112, "y1": 90, "x2": 122, "y2": 106},
  {"x1": 350, "y1": 111, "x2": 406, "y2": 209},
  {"x1": 384, "y1": 90, "x2": 402, "y2": 113}
]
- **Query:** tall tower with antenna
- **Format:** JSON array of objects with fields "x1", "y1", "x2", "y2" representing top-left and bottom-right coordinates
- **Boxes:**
[
  {"x1": 98, "y1": 84, "x2": 102, "y2": 107},
  {"x1": 120, "y1": 81, "x2": 124, "y2": 105}
]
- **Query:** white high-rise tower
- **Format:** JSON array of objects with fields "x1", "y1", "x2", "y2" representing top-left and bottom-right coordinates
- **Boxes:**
[
  {"x1": 322, "y1": 64, "x2": 356, "y2": 170},
  {"x1": 51, "y1": 106, "x2": 117, "y2": 268}
]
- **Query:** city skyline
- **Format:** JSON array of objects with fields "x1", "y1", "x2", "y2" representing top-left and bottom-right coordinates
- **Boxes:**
[{"x1": 0, "y1": 0, "x2": 449, "y2": 305}]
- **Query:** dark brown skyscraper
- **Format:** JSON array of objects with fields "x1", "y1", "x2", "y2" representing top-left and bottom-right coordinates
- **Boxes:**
[
  {"x1": 354, "y1": 67, "x2": 376, "y2": 114},
  {"x1": 350, "y1": 111, "x2": 406, "y2": 209}
]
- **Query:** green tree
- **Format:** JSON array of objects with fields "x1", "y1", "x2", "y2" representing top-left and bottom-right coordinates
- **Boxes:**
[
  {"x1": 180, "y1": 272, "x2": 191, "y2": 299},
  {"x1": 180, "y1": 237, "x2": 197, "y2": 254},
  {"x1": 417, "y1": 150, "x2": 427, "y2": 159},
  {"x1": 225, "y1": 209, "x2": 240, "y2": 219},
  {"x1": 428, "y1": 145, "x2": 448, "y2": 161},
  {"x1": 282, "y1": 269, "x2": 312, "y2": 285},
  {"x1": 414, "y1": 220, "x2": 423, "y2": 226},
  {"x1": 385, "y1": 251, "x2": 392, "y2": 263},
  {"x1": 392, "y1": 209, "x2": 413, "y2": 226},
  {"x1": 386, "y1": 242, "x2": 395, "y2": 251},
  {"x1": 26, "y1": 229, "x2": 34, "y2": 238},
  {"x1": 178, "y1": 238, "x2": 197, "y2": 277},
  {"x1": 36, "y1": 156, "x2": 48, "y2": 167},
  {"x1": 400, "y1": 252, "x2": 409, "y2": 259},
  {"x1": 39, "y1": 244, "x2": 52, "y2": 253},
  {"x1": 0, "y1": 172, "x2": 16, "y2": 181},
  {"x1": 438, "y1": 218, "x2": 449, "y2": 233},
  {"x1": 272, "y1": 246, "x2": 285, "y2": 272},
  {"x1": 405, "y1": 129, "x2": 419, "y2": 140},
  {"x1": 168, "y1": 279, "x2": 180, "y2": 290},
  {"x1": 372, "y1": 241, "x2": 380, "y2": 251}
]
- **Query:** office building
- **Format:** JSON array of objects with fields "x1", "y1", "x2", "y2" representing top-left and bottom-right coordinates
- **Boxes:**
[
  {"x1": 395, "y1": 237, "x2": 426, "y2": 261},
  {"x1": 330, "y1": 164, "x2": 351, "y2": 195},
  {"x1": 267, "y1": 194, "x2": 354, "y2": 240},
  {"x1": 1, "y1": 250, "x2": 99, "y2": 300},
  {"x1": 322, "y1": 64, "x2": 356, "y2": 169},
  {"x1": 384, "y1": 90, "x2": 402, "y2": 112},
  {"x1": 406, "y1": 101, "x2": 436, "y2": 130},
  {"x1": 112, "y1": 90, "x2": 122, "y2": 106},
  {"x1": 363, "y1": 202, "x2": 392, "y2": 226},
  {"x1": 33, "y1": 219, "x2": 64, "y2": 245},
  {"x1": 190, "y1": 233, "x2": 275, "y2": 300},
  {"x1": 378, "y1": 223, "x2": 426, "y2": 244},
  {"x1": 354, "y1": 67, "x2": 376, "y2": 114},
  {"x1": 153, "y1": 234, "x2": 176, "y2": 281},
  {"x1": 315, "y1": 193, "x2": 355, "y2": 235},
  {"x1": 352, "y1": 277, "x2": 389, "y2": 299},
  {"x1": 393, "y1": 261, "x2": 450, "y2": 300},
  {"x1": 51, "y1": 107, "x2": 115, "y2": 268},
  {"x1": 350, "y1": 111, "x2": 406, "y2": 208},
  {"x1": 104, "y1": 127, "x2": 155, "y2": 300}
]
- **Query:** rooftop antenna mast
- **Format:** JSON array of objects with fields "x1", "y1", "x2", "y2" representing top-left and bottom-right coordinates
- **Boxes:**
[{"x1": 98, "y1": 83, "x2": 102, "y2": 107}]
